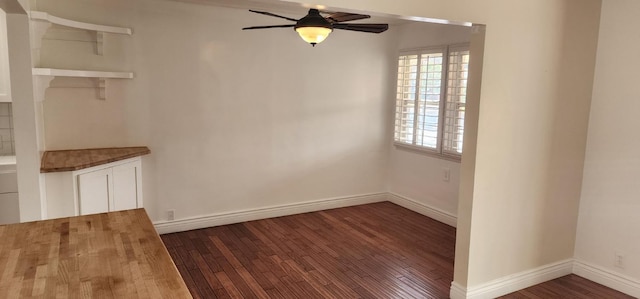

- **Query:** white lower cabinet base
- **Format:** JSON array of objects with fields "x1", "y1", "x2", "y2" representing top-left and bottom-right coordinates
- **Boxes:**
[
  {"x1": 0, "y1": 192, "x2": 19, "y2": 224},
  {"x1": 111, "y1": 162, "x2": 140, "y2": 211},
  {"x1": 77, "y1": 167, "x2": 112, "y2": 215},
  {"x1": 45, "y1": 157, "x2": 143, "y2": 219},
  {"x1": 0, "y1": 170, "x2": 19, "y2": 224}
]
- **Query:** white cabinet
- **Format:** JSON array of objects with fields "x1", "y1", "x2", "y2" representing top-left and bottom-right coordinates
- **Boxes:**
[
  {"x1": 0, "y1": 193, "x2": 19, "y2": 224},
  {"x1": 77, "y1": 168, "x2": 111, "y2": 215},
  {"x1": 76, "y1": 158, "x2": 143, "y2": 216},
  {"x1": 77, "y1": 159, "x2": 142, "y2": 215},
  {"x1": 111, "y1": 162, "x2": 140, "y2": 211},
  {"x1": 45, "y1": 157, "x2": 143, "y2": 218},
  {"x1": 0, "y1": 171, "x2": 19, "y2": 224},
  {"x1": 0, "y1": 171, "x2": 17, "y2": 192}
]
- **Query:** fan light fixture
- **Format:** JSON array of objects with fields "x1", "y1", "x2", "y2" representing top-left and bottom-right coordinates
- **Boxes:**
[
  {"x1": 243, "y1": 9, "x2": 389, "y2": 48},
  {"x1": 294, "y1": 9, "x2": 333, "y2": 47}
]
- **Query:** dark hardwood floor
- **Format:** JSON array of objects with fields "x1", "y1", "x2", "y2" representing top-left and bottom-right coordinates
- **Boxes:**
[
  {"x1": 500, "y1": 274, "x2": 634, "y2": 299},
  {"x1": 161, "y1": 202, "x2": 632, "y2": 299}
]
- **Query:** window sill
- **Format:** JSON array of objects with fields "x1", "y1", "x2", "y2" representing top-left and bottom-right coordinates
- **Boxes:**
[{"x1": 393, "y1": 142, "x2": 461, "y2": 163}]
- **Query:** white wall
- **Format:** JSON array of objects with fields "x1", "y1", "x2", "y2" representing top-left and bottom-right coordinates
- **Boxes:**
[
  {"x1": 33, "y1": 0, "x2": 396, "y2": 221},
  {"x1": 388, "y1": 22, "x2": 470, "y2": 220},
  {"x1": 575, "y1": 0, "x2": 640, "y2": 291},
  {"x1": 462, "y1": 0, "x2": 600, "y2": 290}
]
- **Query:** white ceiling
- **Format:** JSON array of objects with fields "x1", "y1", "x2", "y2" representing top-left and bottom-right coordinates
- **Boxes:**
[
  {"x1": 167, "y1": 0, "x2": 411, "y2": 25},
  {"x1": 169, "y1": 0, "x2": 308, "y2": 12}
]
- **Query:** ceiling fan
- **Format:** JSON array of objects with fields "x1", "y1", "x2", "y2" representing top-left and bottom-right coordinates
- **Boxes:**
[{"x1": 242, "y1": 9, "x2": 389, "y2": 47}]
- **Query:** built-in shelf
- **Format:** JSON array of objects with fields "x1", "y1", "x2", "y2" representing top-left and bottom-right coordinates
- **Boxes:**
[
  {"x1": 30, "y1": 11, "x2": 132, "y2": 56},
  {"x1": 32, "y1": 68, "x2": 133, "y2": 79},
  {"x1": 29, "y1": 11, "x2": 135, "y2": 101},
  {"x1": 30, "y1": 11, "x2": 132, "y2": 35},
  {"x1": 32, "y1": 68, "x2": 134, "y2": 101},
  {"x1": 29, "y1": 12, "x2": 134, "y2": 101}
]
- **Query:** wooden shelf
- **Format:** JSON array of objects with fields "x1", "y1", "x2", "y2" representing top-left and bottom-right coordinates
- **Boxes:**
[{"x1": 30, "y1": 11, "x2": 132, "y2": 35}]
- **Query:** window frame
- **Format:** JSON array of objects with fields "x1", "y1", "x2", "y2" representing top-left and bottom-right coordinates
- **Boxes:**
[{"x1": 393, "y1": 43, "x2": 470, "y2": 162}]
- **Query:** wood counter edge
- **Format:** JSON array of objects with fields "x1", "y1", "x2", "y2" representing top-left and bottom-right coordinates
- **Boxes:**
[
  {"x1": 137, "y1": 208, "x2": 192, "y2": 296},
  {"x1": 40, "y1": 146, "x2": 151, "y2": 173}
]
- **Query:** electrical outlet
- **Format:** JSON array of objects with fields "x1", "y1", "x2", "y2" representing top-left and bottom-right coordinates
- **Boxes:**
[
  {"x1": 167, "y1": 209, "x2": 175, "y2": 221},
  {"x1": 443, "y1": 168, "x2": 451, "y2": 182},
  {"x1": 614, "y1": 252, "x2": 625, "y2": 269}
]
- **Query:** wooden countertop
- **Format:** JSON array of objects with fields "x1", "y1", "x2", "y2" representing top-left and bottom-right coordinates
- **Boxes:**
[
  {"x1": 0, "y1": 209, "x2": 192, "y2": 298},
  {"x1": 40, "y1": 146, "x2": 151, "y2": 173}
]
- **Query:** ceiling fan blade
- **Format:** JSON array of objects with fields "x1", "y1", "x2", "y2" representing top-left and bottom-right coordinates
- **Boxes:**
[
  {"x1": 249, "y1": 10, "x2": 298, "y2": 22},
  {"x1": 242, "y1": 24, "x2": 296, "y2": 30},
  {"x1": 333, "y1": 23, "x2": 389, "y2": 33},
  {"x1": 325, "y1": 12, "x2": 371, "y2": 23}
]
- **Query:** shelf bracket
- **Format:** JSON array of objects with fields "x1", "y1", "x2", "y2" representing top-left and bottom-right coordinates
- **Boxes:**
[
  {"x1": 96, "y1": 32, "x2": 104, "y2": 56},
  {"x1": 98, "y1": 78, "x2": 106, "y2": 100},
  {"x1": 33, "y1": 75, "x2": 54, "y2": 102},
  {"x1": 29, "y1": 18, "x2": 52, "y2": 66},
  {"x1": 32, "y1": 76, "x2": 109, "y2": 101}
]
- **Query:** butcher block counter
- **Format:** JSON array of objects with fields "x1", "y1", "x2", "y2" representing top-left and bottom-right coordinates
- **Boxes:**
[
  {"x1": 0, "y1": 209, "x2": 192, "y2": 298},
  {"x1": 40, "y1": 147, "x2": 151, "y2": 173}
]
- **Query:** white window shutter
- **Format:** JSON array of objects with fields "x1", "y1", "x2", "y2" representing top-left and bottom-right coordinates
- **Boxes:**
[
  {"x1": 393, "y1": 44, "x2": 469, "y2": 158},
  {"x1": 443, "y1": 46, "x2": 470, "y2": 155}
]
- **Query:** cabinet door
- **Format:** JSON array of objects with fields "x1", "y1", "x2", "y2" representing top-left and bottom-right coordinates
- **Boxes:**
[
  {"x1": 0, "y1": 172, "x2": 18, "y2": 193},
  {"x1": 77, "y1": 168, "x2": 111, "y2": 215},
  {"x1": 111, "y1": 160, "x2": 141, "y2": 211},
  {"x1": 0, "y1": 192, "x2": 19, "y2": 224}
]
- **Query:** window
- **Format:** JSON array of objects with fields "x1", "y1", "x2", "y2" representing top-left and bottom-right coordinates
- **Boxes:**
[{"x1": 394, "y1": 44, "x2": 470, "y2": 158}]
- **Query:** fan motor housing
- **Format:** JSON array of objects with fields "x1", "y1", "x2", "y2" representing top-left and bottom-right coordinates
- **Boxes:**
[{"x1": 295, "y1": 9, "x2": 333, "y2": 30}]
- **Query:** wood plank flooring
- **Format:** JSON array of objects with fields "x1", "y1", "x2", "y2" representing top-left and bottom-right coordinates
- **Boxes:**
[
  {"x1": 500, "y1": 274, "x2": 634, "y2": 299},
  {"x1": 161, "y1": 202, "x2": 632, "y2": 298}
]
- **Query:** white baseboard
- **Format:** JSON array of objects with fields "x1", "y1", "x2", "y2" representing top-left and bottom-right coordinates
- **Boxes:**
[
  {"x1": 154, "y1": 192, "x2": 387, "y2": 234},
  {"x1": 387, "y1": 192, "x2": 457, "y2": 227},
  {"x1": 450, "y1": 259, "x2": 574, "y2": 299},
  {"x1": 449, "y1": 281, "x2": 467, "y2": 299},
  {"x1": 573, "y1": 259, "x2": 640, "y2": 298}
]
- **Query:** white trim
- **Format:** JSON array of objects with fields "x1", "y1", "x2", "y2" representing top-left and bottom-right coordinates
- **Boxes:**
[
  {"x1": 32, "y1": 68, "x2": 134, "y2": 79},
  {"x1": 387, "y1": 192, "x2": 457, "y2": 227},
  {"x1": 449, "y1": 281, "x2": 467, "y2": 299},
  {"x1": 31, "y1": 69, "x2": 133, "y2": 101},
  {"x1": 154, "y1": 192, "x2": 387, "y2": 234},
  {"x1": 573, "y1": 259, "x2": 640, "y2": 298},
  {"x1": 450, "y1": 259, "x2": 574, "y2": 299},
  {"x1": 393, "y1": 142, "x2": 462, "y2": 163}
]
